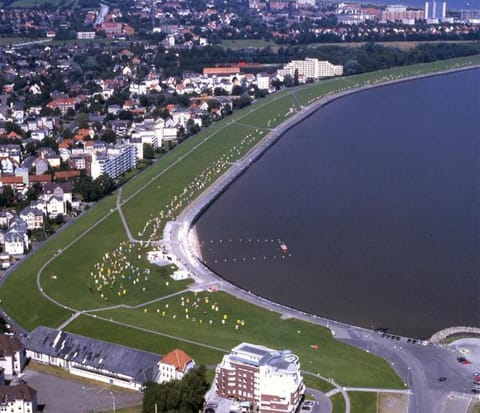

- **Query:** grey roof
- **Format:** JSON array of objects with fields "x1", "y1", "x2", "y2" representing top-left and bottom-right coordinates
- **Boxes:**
[
  {"x1": 20, "y1": 207, "x2": 43, "y2": 217},
  {"x1": 9, "y1": 217, "x2": 27, "y2": 234},
  {"x1": 24, "y1": 326, "x2": 161, "y2": 384},
  {"x1": 4, "y1": 230, "x2": 23, "y2": 243}
]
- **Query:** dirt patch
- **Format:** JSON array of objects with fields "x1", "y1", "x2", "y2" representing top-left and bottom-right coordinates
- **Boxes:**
[{"x1": 377, "y1": 393, "x2": 409, "y2": 413}]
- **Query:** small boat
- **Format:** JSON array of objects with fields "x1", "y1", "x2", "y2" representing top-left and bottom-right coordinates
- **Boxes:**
[{"x1": 280, "y1": 243, "x2": 288, "y2": 254}]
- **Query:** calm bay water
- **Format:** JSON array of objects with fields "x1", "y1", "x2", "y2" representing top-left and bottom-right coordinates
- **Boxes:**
[{"x1": 195, "y1": 69, "x2": 480, "y2": 338}]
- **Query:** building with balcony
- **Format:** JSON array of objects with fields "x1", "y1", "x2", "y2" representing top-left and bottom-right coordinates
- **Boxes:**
[
  {"x1": 215, "y1": 343, "x2": 304, "y2": 413},
  {"x1": 277, "y1": 58, "x2": 343, "y2": 81},
  {"x1": 90, "y1": 144, "x2": 137, "y2": 180}
]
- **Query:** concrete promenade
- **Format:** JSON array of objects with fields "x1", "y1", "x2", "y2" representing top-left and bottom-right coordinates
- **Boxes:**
[{"x1": 162, "y1": 64, "x2": 480, "y2": 413}]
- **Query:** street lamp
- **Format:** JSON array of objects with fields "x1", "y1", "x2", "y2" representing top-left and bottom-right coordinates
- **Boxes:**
[{"x1": 110, "y1": 391, "x2": 116, "y2": 413}]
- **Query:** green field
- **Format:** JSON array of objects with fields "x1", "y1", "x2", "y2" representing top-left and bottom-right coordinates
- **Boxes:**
[{"x1": 1, "y1": 56, "x2": 479, "y2": 406}]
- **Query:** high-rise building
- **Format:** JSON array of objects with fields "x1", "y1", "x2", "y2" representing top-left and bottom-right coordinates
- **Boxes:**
[
  {"x1": 424, "y1": 1, "x2": 447, "y2": 19},
  {"x1": 277, "y1": 58, "x2": 343, "y2": 81},
  {"x1": 215, "y1": 343, "x2": 305, "y2": 413}
]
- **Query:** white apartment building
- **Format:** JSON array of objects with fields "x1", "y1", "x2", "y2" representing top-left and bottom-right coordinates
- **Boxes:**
[
  {"x1": 215, "y1": 343, "x2": 305, "y2": 413},
  {"x1": 91, "y1": 144, "x2": 137, "y2": 180},
  {"x1": 256, "y1": 73, "x2": 271, "y2": 90},
  {"x1": 277, "y1": 58, "x2": 343, "y2": 80}
]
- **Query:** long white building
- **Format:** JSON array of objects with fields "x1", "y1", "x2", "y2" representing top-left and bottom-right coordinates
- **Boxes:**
[
  {"x1": 277, "y1": 58, "x2": 343, "y2": 81},
  {"x1": 215, "y1": 343, "x2": 304, "y2": 413}
]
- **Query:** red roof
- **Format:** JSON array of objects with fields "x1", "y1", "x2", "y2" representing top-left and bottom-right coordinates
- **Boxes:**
[
  {"x1": 161, "y1": 349, "x2": 193, "y2": 372},
  {"x1": 54, "y1": 170, "x2": 81, "y2": 180},
  {"x1": 29, "y1": 175, "x2": 52, "y2": 183},
  {"x1": 0, "y1": 176, "x2": 23, "y2": 184},
  {"x1": 6, "y1": 131, "x2": 21, "y2": 139}
]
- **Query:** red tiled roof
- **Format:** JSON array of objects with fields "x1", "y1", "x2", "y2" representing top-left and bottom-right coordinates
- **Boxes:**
[
  {"x1": 161, "y1": 349, "x2": 193, "y2": 372},
  {"x1": 0, "y1": 176, "x2": 23, "y2": 184},
  {"x1": 29, "y1": 175, "x2": 52, "y2": 183},
  {"x1": 54, "y1": 170, "x2": 81, "y2": 180}
]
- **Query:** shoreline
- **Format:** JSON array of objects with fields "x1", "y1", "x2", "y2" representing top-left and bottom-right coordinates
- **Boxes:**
[{"x1": 165, "y1": 61, "x2": 480, "y2": 338}]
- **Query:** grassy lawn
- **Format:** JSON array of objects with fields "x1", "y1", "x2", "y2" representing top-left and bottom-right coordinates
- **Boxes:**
[
  {"x1": 221, "y1": 39, "x2": 478, "y2": 52},
  {"x1": 303, "y1": 374, "x2": 336, "y2": 393},
  {"x1": 330, "y1": 393, "x2": 346, "y2": 413},
  {"x1": 0, "y1": 56, "x2": 478, "y2": 399},
  {"x1": 221, "y1": 39, "x2": 274, "y2": 50},
  {"x1": 66, "y1": 290, "x2": 403, "y2": 389},
  {"x1": 349, "y1": 392, "x2": 377, "y2": 413},
  {"x1": 103, "y1": 407, "x2": 141, "y2": 413}
]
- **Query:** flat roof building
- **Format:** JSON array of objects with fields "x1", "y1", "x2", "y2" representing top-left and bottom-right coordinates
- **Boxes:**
[
  {"x1": 277, "y1": 58, "x2": 343, "y2": 81},
  {"x1": 215, "y1": 343, "x2": 304, "y2": 413}
]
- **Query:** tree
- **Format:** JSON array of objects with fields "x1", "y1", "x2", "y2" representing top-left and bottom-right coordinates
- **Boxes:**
[
  {"x1": 94, "y1": 174, "x2": 115, "y2": 197},
  {"x1": 74, "y1": 175, "x2": 99, "y2": 202},
  {"x1": 143, "y1": 143, "x2": 155, "y2": 159},
  {"x1": 142, "y1": 365, "x2": 209, "y2": 413},
  {"x1": 0, "y1": 186, "x2": 15, "y2": 207},
  {"x1": 101, "y1": 129, "x2": 117, "y2": 144}
]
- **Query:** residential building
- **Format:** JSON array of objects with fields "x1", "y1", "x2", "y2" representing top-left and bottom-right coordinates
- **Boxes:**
[
  {"x1": 381, "y1": 5, "x2": 424, "y2": 22},
  {"x1": 215, "y1": 343, "x2": 304, "y2": 413},
  {"x1": 25, "y1": 326, "x2": 161, "y2": 391},
  {"x1": 0, "y1": 335, "x2": 26, "y2": 378},
  {"x1": 19, "y1": 207, "x2": 44, "y2": 230},
  {"x1": 77, "y1": 31, "x2": 96, "y2": 39},
  {"x1": 425, "y1": 0, "x2": 446, "y2": 19},
  {"x1": 277, "y1": 58, "x2": 343, "y2": 80},
  {"x1": 4, "y1": 218, "x2": 29, "y2": 255},
  {"x1": 90, "y1": 144, "x2": 137, "y2": 180},
  {"x1": 46, "y1": 97, "x2": 77, "y2": 115},
  {"x1": 157, "y1": 349, "x2": 195, "y2": 383},
  {"x1": 0, "y1": 384, "x2": 37, "y2": 413}
]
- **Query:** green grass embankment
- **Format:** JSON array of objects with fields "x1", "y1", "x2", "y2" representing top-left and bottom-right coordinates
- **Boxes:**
[{"x1": 0, "y1": 55, "x2": 478, "y2": 394}]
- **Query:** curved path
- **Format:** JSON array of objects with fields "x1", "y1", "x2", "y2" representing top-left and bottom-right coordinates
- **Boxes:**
[
  {"x1": 2, "y1": 61, "x2": 478, "y2": 413},
  {"x1": 162, "y1": 64, "x2": 480, "y2": 413}
]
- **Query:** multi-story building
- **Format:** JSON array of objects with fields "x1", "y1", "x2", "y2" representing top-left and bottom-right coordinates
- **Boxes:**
[
  {"x1": 90, "y1": 144, "x2": 137, "y2": 180},
  {"x1": 381, "y1": 5, "x2": 424, "y2": 22},
  {"x1": 156, "y1": 349, "x2": 195, "y2": 383},
  {"x1": 0, "y1": 335, "x2": 26, "y2": 378},
  {"x1": 0, "y1": 384, "x2": 37, "y2": 413},
  {"x1": 277, "y1": 58, "x2": 343, "y2": 81},
  {"x1": 425, "y1": 0, "x2": 446, "y2": 20},
  {"x1": 215, "y1": 343, "x2": 304, "y2": 413},
  {"x1": 77, "y1": 31, "x2": 96, "y2": 39}
]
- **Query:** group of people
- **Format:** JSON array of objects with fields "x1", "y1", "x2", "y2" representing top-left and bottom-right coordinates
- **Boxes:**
[
  {"x1": 145, "y1": 293, "x2": 247, "y2": 330},
  {"x1": 89, "y1": 241, "x2": 153, "y2": 300}
]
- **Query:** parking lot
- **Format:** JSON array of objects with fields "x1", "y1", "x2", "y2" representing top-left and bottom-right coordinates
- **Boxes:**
[{"x1": 21, "y1": 367, "x2": 142, "y2": 413}]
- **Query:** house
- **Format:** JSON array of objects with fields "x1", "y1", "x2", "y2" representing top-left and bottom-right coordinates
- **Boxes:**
[
  {"x1": 19, "y1": 207, "x2": 44, "y2": 230},
  {"x1": 157, "y1": 349, "x2": 195, "y2": 383},
  {"x1": 0, "y1": 335, "x2": 26, "y2": 378},
  {"x1": 215, "y1": 343, "x2": 304, "y2": 413},
  {"x1": 25, "y1": 326, "x2": 161, "y2": 391},
  {"x1": 43, "y1": 196, "x2": 66, "y2": 218},
  {"x1": 4, "y1": 217, "x2": 29, "y2": 255},
  {"x1": 4, "y1": 228, "x2": 27, "y2": 255},
  {"x1": 0, "y1": 384, "x2": 37, "y2": 413},
  {"x1": 43, "y1": 182, "x2": 73, "y2": 205},
  {"x1": 0, "y1": 209, "x2": 15, "y2": 227}
]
